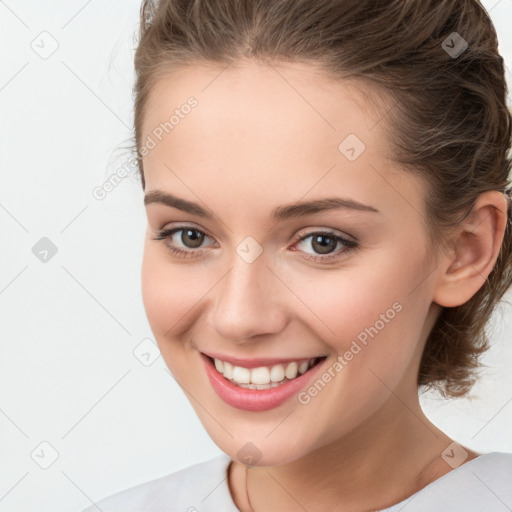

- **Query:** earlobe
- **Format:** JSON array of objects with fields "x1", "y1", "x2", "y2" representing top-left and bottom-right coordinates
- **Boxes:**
[{"x1": 433, "y1": 190, "x2": 509, "y2": 308}]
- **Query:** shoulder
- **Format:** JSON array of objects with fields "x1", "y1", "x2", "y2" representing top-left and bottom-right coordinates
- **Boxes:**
[
  {"x1": 469, "y1": 450, "x2": 512, "y2": 472},
  {"x1": 382, "y1": 452, "x2": 512, "y2": 512},
  {"x1": 80, "y1": 453, "x2": 239, "y2": 512}
]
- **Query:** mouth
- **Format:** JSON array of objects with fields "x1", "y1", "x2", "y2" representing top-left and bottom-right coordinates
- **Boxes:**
[
  {"x1": 204, "y1": 354, "x2": 327, "y2": 389},
  {"x1": 200, "y1": 352, "x2": 329, "y2": 411}
]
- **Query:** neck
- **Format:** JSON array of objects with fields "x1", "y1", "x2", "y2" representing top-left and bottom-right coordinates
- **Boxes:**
[{"x1": 231, "y1": 395, "x2": 472, "y2": 512}]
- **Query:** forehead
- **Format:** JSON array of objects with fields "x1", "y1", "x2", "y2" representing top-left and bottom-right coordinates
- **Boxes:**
[
  {"x1": 142, "y1": 59, "x2": 388, "y2": 151},
  {"x1": 140, "y1": 59, "x2": 424, "y2": 224}
]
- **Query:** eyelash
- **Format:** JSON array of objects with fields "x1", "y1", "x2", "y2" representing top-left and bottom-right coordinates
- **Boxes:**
[{"x1": 151, "y1": 225, "x2": 358, "y2": 263}]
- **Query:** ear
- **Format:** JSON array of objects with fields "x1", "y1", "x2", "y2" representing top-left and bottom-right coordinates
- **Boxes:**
[{"x1": 433, "y1": 190, "x2": 509, "y2": 308}]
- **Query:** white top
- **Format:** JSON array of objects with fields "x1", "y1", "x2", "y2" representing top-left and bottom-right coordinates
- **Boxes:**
[{"x1": 81, "y1": 451, "x2": 512, "y2": 511}]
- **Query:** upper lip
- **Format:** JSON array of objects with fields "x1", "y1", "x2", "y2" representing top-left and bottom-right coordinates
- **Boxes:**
[{"x1": 201, "y1": 351, "x2": 326, "y2": 369}]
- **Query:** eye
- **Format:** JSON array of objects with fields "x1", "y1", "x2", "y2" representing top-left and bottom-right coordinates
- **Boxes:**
[
  {"x1": 151, "y1": 225, "x2": 216, "y2": 258},
  {"x1": 151, "y1": 225, "x2": 358, "y2": 263},
  {"x1": 291, "y1": 230, "x2": 358, "y2": 263}
]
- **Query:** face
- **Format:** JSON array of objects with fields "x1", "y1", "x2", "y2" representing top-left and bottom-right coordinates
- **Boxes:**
[{"x1": 140, "y1": 59, "x2": 441, "y2": 466}]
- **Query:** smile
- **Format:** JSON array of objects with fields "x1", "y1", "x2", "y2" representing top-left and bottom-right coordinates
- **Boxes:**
[
  {"x1": 212, "y1": 356, "x2": 325, "y2": 389},
  {"x1": 201, "y1": 352, "x2": 328, "y2": 411}
]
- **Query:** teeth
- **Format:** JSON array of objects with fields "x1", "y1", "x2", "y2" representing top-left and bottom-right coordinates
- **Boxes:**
[
  {"x1": 223, "y1": 361, "x2": 234, "y2": 379},
  {"x1": 270, "y1": 364, "x2": 285, "y2": 383},
  {"x1": 212, "y1": 356, "x2": 322, "y2": 387},
  {"x1": 232, "y1": 366, "x2": 251, "y2": 384},
  {"x1": 285, "y1": 361, "x2": 298, "y2": 380},
  {"x1": 214, "y1": 359, "x2": 224, "y2": 373},
  {"x1": 251, "y1": 366, "x2": 270, "y2": 384},
  {"x1": 298, "y1": 361, "x2": 309, "y2": 374}
]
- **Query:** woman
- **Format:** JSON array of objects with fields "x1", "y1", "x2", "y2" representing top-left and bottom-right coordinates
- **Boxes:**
[{"x1": 83, "y1": 0, "x2": 512, "y2": 510}]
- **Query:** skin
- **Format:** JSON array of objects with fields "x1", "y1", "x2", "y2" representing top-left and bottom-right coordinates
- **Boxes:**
[{"x1": 139, "y1": 59, "x2": 508, "y2": 511}]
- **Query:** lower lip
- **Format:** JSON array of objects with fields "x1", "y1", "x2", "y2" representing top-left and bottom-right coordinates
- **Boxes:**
[{"x1": 201, "y1": 353, "x2": 327, "y2": 412}]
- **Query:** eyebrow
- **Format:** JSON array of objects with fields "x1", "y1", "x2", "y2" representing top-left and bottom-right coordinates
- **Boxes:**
[{"x1": 144, "y1": 190, "x2": 379, "y2": 221}]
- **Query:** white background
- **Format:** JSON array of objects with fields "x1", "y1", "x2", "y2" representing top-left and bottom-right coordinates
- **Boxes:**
[{"x1": 1, "y1": 1, "x2": 511, "y2": 511}]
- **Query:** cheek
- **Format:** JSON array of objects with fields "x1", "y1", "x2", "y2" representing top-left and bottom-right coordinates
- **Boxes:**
[
  {"x1": 291, "y1": 263, "x2": 426, "y2": 440},
  {"x1": 140, "y1": 244, "x2": 208, "y2": 379},
  {"x1": 141, "y1": 243, "x2": 196, "y2": 338},
  {"x1": 141, "y1": 242, "x2": 222, "y2": 341},
  {"x1": 286, "y1": 247, "x2": 428, "y2": 373},
  {"x1": 286, "y1": 258, "x2": 411, "y2": 342}
]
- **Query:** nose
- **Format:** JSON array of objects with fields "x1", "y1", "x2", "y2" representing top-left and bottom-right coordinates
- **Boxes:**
[{"x1": 207, "y1": 251, "x2": 288, "y2": 343}]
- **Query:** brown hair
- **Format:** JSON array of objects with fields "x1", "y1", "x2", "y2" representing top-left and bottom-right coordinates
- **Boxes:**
[{"x1": 130, "y1": 0, "x2": 512, "y2": 398}]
